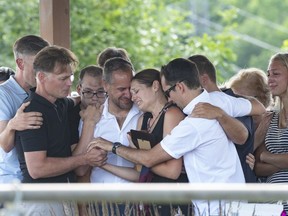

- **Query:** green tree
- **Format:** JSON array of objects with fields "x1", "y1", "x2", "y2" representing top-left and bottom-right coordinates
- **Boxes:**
[
  {"x1": 0, "y1": 0, "x2": 239, "y2": 88},
  {"x1": 207, "y1": 0, "x2": 288, "y2": 71},
  {"x1": 70, "y1": 0, "x2": 237, "y2": 85},
  {"x1": 0, "y1": 0, "x2": 39, "y2": 68}
]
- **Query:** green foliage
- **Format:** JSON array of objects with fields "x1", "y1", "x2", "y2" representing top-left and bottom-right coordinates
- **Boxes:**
[
  {"x1": 0, "y1": 0, "x2": 39, "y2": 68},
  {"x1": 70, "y1": 0, "x2": 237, "y2": 87},
  {"x1": 209, "y1": 0, "x2": 288, "y2": 72},
  {"x1": 0, "y1": 0, "x2": 240, "y2": 89}
]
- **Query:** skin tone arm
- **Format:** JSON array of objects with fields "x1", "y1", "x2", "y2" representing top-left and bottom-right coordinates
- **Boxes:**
[
  {"x1": 72, "y1": 104, "x2": 107, "y2": 176},
  {"x1": 253, "y1": 112, "x2": 280, "y2": 177},
  {"x1": 254, "y1": 143, "x2": 280, "y2": 177},
  {"x1": 253, "y1": 112, "x2": 273, "y2": 151},
  {"x1": 0, "y1": 101, "x2": 43, "y2": 152},
  {"x1": 101, "y1": 163, "x2": 139, "y2": 181},
  {"x1": 72, "y1": 104, "x2": 103, "y2": 155},
  {"x1": 88, "y1": 138, "x2": 173, "y2": 169},
  {"x1": 260, "y1": 149, "x2": 288, "y2": 170},
  {"x1": 25, "y1": 148, "x2": 106, "y2": 179},
  {"x1": 149, "y1": 107, "x2": 184, "y2": 179},
  {"x1": 247, "y1": 96, "x2": 266, "y2": 116},
  {"x1": 191, "y1": 102, "x2": 248, "y2": 145},
  {"x1": 244, "y1": 112, "x2": 273, "y2": 172},
  {"x1": 25, "y1": 104, "x2": 107, "y2": 179},
  {"x1": 100, "y1": 107, "x2": 184, "y2": 181}
]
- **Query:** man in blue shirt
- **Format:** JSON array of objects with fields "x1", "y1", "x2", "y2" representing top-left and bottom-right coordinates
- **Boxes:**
[{"x1": 0, "y1": 35, "x2": 49, "y2": 183}]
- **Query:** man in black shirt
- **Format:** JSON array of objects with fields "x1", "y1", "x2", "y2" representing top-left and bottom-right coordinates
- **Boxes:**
[{"x1": 15, "y1": 46, "x2": 107, "y2": 215}]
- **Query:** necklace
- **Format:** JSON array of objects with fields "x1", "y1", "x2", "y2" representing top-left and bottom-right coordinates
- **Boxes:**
[{"x1": 147, "y1": 102, "x2": 172, "y2": 132}]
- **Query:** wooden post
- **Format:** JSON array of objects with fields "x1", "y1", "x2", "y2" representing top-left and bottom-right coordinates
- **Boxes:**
[{"x1": 39, "y1": 0, "x2": 70, "y2": 49}]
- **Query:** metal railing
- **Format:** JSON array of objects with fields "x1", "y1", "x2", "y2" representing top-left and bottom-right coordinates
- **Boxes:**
[{"x1": 1, "y1": 183, "x2": 288, "y2": 203}]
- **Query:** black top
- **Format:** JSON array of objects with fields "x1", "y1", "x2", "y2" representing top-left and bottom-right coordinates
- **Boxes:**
[
  {"x1": 15, "y1": 89, "x2": 77, "y2": 183},
  {"x1": 140, "y1": 103, "x2": 188, "y2": 183},
  {"x1": 222, "y1": 88, "x2": 257, "y2": 183},
  {"x1": 69, "y1": 102, "x2": 81, "y2": 145}
]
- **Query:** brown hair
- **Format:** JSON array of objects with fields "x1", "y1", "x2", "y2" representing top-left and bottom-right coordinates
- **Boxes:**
[
  {"x1": 227, "y1": 68, "x2": 272, "y2": 108},
  {"x1": 33, "y1": 45, "x2": 78, "y2": 74},
  {"x1": 97, "y1": 47, "x2": 131, "y2": 67}
]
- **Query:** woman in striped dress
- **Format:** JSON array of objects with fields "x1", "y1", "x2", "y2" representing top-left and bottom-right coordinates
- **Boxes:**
[{"x1": 254, "y1": 52, "x2": 288, "y2": 213}]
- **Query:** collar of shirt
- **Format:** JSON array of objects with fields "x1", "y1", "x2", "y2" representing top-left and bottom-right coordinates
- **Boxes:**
[
  {"x1": 182, "y1": 90, "x2": 210, "y2": 115},
  {"x1": 102, "y1": 98, "x2": 142, "y2": 120}
]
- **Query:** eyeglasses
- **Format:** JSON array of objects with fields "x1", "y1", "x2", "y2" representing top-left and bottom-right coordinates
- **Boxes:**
[
  {"x1": 164, "y1": 80, "x2": 184, "y2": 98},
  {"x1": 82, "y1": 90, "x2": 106, "y2": 98}
]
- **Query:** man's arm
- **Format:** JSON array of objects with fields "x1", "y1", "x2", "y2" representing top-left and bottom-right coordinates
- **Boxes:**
[
  {"x1": 191, "y1": 103, "x2": 248, "y2": 145},
  {"x1": 25, "y1": 148, "x2": 105, "y2": 179},
  {"x1": 88, "y1": 137, "x2": 173, "y2": 168},
  {"x1": 72, "y1": 105, "x2": 103, "y2": 155},
  {"x1": 246, "y1": 97, "x2": 266, "y2": 116},
  {"x1": 72, "y1": 105, "x2": 106, "y2": 176},
  {"x1": 0, "y1": 102, "x2": 43, "y2": 152}
]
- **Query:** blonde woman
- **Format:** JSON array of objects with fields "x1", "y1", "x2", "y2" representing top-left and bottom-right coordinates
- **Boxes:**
[{"x1": 254, "y1": 53, "x2": 288, "y2": 214}]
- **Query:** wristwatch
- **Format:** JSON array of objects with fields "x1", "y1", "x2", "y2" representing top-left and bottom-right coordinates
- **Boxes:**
[{"x1": 112, "y1": 142, "x2": 122, "y2": 154}]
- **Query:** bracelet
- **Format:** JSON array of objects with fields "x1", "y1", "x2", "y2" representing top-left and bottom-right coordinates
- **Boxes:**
[{"x1": 112, "y1": 142, "x2": 122, "y2": 154}]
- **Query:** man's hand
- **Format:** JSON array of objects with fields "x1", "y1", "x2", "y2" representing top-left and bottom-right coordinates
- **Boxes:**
[
  {"x1": 87, "y1": 137, "x2": 113, "y2": 152},
  {"x1": 85, "y1": 147, "x2": 107, "y2": 167},
  {"x1": 80, "y1": 104, "x2": 103, "y2": 124},
  {"x1": 8, "y1": 101, "x2": 43, "y2": 131},
  {"x1": 191, "y1": 102, "x2": 223, "y2": 119}
]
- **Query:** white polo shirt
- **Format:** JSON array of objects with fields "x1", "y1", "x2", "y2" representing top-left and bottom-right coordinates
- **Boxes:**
[
  {"x1": 160, "y1": 90, "x2": 249, "y2": 215},
  {"x1": 79, "y1": 99, "x2": 141, "y2": 183}
]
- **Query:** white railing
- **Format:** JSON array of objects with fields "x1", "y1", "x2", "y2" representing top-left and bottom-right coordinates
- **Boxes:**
[{"x1": 0, "y1": 183, "x2": 288, "y2": 203}]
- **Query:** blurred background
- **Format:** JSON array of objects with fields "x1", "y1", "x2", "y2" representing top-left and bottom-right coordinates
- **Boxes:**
[{"x1": 0, "y1": 0, "x2": 287, "y2": 88}]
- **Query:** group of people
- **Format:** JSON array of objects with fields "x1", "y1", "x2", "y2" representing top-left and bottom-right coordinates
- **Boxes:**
[{"x1": 0, "y1": 34, "x2": 287, "y2": 216}]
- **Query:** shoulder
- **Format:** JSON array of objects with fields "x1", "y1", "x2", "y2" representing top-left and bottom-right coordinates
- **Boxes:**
[
  {"x1": 165, "y1": 105, "x2": 184, "y2": 117},
  {"x1": 57, "y1": 97, "x2": 74, "y2": 109},
  {"x1": 164, "y1": 105, "x2": 185, "y2": 124},
  {"x1": 136, "y1": 113, "x2": 145, "y2": 130},
  {"x1": 0, "y1": 81, "x2": 13, "y2": 98}
]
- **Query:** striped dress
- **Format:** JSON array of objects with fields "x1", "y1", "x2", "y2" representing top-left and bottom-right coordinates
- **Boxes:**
[{"x1": 265, "y1": 111, "x2": 288, "y2": 213}]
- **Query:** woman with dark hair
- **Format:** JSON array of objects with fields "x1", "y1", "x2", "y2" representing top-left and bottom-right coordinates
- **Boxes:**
[
  {"x1": 130, "y1": 69, "x2": 190, "y2": 215},
  {"x1": 102, "y1": 68, "x2": 190, "y2": 215}
]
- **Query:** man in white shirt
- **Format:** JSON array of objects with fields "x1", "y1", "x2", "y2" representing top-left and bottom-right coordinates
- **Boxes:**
[
  {"x1": 78, "y1": 57, "x2": 141, "y2": 215},
  {"x1": 85, "y1": 57, "x2": 141, "y2": 183},
  {"x1": 89, "y1": 58, "x2": 266, "y2": 216},
  {"x1": 189, "y1": 54, "x2": 257, "y2": 183}
]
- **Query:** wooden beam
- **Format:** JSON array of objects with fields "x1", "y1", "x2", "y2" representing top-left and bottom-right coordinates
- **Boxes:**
[{"x1": 39, "y1": 0, "x2": 70, "y2": 49}]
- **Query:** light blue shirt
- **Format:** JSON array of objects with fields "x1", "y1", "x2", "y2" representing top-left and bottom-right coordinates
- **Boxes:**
[{"x1": 0, "y1": 76, "x2": 28, "y2": 183}]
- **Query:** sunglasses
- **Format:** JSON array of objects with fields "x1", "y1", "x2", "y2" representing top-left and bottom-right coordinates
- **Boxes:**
[{"x1": 164, "y1": 80, "x2": 184, "y2": 98}]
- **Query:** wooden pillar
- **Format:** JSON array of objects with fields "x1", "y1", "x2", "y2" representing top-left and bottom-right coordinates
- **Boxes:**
[{"x1": 39, "y1": 0, "x2": 70, "y2": 49}]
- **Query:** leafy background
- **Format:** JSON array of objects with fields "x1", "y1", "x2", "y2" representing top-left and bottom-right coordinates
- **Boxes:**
[{"x1": 0, "y1": 0, "x2": 287, "y2": 89}]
